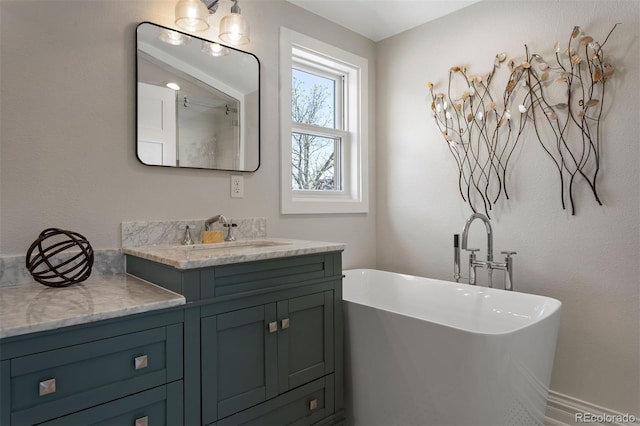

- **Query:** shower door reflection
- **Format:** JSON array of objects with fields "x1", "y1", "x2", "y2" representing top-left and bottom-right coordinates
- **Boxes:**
[{"x1": 178, "y1": 93, "x2": 240, "y2": 169}]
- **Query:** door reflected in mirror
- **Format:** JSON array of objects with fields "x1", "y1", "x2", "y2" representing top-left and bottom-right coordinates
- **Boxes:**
[{"x1": 136, "y1": 22, "x2": 260, "y2": 171}]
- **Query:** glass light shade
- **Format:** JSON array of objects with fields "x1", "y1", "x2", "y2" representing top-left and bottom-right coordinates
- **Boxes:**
[
  {"x1": 175, "y1": 0, "x2": 210, "y2": 32},
  {"x1": 165, "y1": 82, "x2": 181, "y2": 91},
  {"x1": 159, "y1": 28, "x2": 190, "y2": 45},
  {"x1": 201, "y1": 41, "x2": 229, "y2": 57},
  {"x1": 218, "y1": 13, "x2": 250, "y2": 45}
]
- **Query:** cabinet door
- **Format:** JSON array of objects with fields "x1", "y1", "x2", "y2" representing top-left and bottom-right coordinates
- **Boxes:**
[
  {"x1": 277, "y1": 291, "x2": 334, "y2": 393},
  {"x1": 201, "y1": 305, "x2": 278, "y2": 424}
]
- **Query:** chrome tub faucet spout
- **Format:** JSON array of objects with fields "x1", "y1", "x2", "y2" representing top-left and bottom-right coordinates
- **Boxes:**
[
  {"x1": 454, "y1": 213, "x2": 516, "y2": 291},
  {"x1": 461, "y1": 213, "x2": 493, "y2": 262}
]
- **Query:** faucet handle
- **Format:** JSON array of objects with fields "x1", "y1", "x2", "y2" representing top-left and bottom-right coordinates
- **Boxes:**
[
  {"x1": 180, "y1": 225, "x2": 195, "y2": 245},
  {"x1": 466, "y1": 248, "x2": 480, "y2": 261},
  {"x1": 223, "y1": 222, "x2": 238, "y2": 242},
  {"x1": 501, "y1": 251, "x2": 517, "y2": 258}
]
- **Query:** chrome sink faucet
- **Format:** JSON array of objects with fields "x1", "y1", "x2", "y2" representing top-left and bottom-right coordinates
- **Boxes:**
[
  {"x1": 454, "y1": 213, "x2": 516, "y2": 290},
  {"x1": 204, "y1": 214, "x2": 237, "y2": 241},
  {"x1": 205, "y1": 214, "x2": 229, "y2": 230}
]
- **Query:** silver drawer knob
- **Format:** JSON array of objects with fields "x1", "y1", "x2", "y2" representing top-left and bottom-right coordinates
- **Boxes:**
[
  {"x1": 135, "y1": 416, "x2": 149, "y2": 426},
  {"x1": 281, "y1": 318, "x2": 290, "y2": 329},
  {"x1": 309, "y1": 399, "x2": 318, "y2": 411},
  {"x1": 39, "y1": 378, "x2": 56, "y2": 396},
  {"x1": 135, "y1": 355, "x2": 148, "y2": 370},
  {"x1": 268, "y1": 321, "x2": 278, "y2": 333}
]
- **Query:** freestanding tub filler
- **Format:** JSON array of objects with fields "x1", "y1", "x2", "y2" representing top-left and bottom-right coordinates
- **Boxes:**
[{"x1": 343, "y1": 269, "x2": 561, "y2": 426}]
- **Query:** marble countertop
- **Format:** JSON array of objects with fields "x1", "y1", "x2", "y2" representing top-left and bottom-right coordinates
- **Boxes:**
[
  {"x1": 0, "y1": 274, "x2": 185, "y2": 339},
  {"x1": 122, "y1": 238, "x2": 346, "y2": 269}
]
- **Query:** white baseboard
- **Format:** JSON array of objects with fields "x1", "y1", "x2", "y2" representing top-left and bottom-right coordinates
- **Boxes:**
[{"x1": 545, "y1": 390, "x2": 639, "y2": 426}]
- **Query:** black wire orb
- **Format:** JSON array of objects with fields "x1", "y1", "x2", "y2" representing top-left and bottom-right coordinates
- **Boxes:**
[{"x1": 25, "y1": 228, "x2": 94, "y2": 287}]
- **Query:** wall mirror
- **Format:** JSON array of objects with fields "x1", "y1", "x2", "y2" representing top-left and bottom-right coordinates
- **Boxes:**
[{"x1": 136, "y1": 22, "x2": 260, "y2": 171}]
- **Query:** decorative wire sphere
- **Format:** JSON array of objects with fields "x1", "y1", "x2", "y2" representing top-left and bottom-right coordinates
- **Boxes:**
[{"x1": 25, "y1": 228, "x2": 94, "y2": 287}]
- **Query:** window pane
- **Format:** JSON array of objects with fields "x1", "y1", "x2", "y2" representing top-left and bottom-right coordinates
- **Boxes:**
[
  {"x1": 292, "y1": 68, "x2": 336, "y2": 128},
  {"x1": 291, "y1": 132, "x2": 340, "y2": 190}
]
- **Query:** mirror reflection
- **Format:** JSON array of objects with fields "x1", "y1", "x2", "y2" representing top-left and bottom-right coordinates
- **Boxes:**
[{"x1": 136, "y1": 22, "x2": 260, "y2": 171}]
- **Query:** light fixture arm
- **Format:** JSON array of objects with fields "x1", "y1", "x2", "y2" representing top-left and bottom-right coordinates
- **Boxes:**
[
  {"x1": 203, "y1": 0, "x2": 220, "y2": 13},
  {"x1": 230, "y1": 0, "x2": 240, "y2": 14}
]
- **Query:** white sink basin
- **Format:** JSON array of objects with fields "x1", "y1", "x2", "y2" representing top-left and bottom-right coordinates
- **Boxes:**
[{"x1": 176, "y1": 240, "x2": 291, "y2": 251}]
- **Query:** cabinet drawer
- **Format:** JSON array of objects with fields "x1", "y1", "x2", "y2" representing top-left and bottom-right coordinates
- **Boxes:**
[
  {"x1": 36, "y1": 381, "x2": 183, "y2": 426},
  {"x1": 215, "y1": 374, "x2": 334, "y2": 426},
  {"x1": 202, "y1": 254, "x2": 336, "y2": 299},
  {"x1": 10, "y1": 325, "x2": 182, "y2": 425}
]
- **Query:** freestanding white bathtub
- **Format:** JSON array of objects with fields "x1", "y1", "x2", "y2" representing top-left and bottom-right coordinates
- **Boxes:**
[{"x1": 343, "y1": 269, "x2": 561, "y2": 426}]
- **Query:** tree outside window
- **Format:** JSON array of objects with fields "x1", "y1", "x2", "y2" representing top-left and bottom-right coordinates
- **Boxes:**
[{"x1": 291, "y1": 68, "x2": 341, "y2": 191}]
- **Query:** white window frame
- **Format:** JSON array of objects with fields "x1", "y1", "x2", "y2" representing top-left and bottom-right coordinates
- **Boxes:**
[{"x1": 280, "y1": 27, "x2": 369, "y2": 214}]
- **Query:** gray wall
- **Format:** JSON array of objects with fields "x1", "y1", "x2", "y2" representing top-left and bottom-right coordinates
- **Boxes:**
[
  {"x1": 376, "y1": 0, "x2": 639, "y2": 415},
  {"x1": 0, "y1": 0, "x2": 377, "y2": 269},
  {"x1": 2, "y1": 0, "x2": 639, "y2": 417}
]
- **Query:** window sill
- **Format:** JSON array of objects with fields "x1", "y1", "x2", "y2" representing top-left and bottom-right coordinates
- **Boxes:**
[{"x1": 281, "y1": 195, "x2": 368, "y2": 214}]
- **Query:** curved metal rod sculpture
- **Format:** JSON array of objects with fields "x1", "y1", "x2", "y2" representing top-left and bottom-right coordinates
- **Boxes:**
[{"x1": 428, "y1": 24, "x2": 618, "y2": 217}]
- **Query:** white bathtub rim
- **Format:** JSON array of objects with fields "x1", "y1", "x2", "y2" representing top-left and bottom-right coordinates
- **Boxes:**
[{"x1": 343, "y1": 268, "x2": 562, "y2": 336}]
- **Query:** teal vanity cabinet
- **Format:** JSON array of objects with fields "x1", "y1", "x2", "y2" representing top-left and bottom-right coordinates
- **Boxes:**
[
  {"x1": 0, "y1": 309, "x2": 184, "y2": 426},
  {"x1": 201, "y1": 290, "x2": 335, "y2": 424},
  {"x1": 126, "y1": 251, "x2": 345, "y2": 426}
]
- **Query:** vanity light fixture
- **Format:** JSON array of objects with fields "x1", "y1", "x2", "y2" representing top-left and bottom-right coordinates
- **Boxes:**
[
  {"x1": 175, "y1": 0, "x2": 210, "y2": 32},
  {"x1": 165, "y1": 82, "x2": 181, "y2": 91},
  {"x1": 159, "y1": 28, "x2": 190, "y2": 45},
  {"x1": 218, "y1": 0, "x2": 250, "y2": 45},
  {"x1": 201, "y1": 41, "x2": 229, "y2": 57},
  {"x1": 175, "y1": 0, "x2": 250, "y2": 46}
]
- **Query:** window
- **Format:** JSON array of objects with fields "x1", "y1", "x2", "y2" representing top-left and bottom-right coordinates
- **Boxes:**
[
  {"x1": 280, "y1": 28, "x2": 369, "y2": 214},
  {"x1": 291, "y1": 67, "x2": 342, "y2": 191}
]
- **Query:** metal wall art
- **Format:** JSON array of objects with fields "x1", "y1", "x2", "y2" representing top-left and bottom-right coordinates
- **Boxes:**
[{"x1": 428, "y1": 24, "x2": 619, "y2": 217}]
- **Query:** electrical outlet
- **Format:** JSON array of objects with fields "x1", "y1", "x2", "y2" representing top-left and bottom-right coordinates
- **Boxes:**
[{"x1": 231, "y1": 175, "x2": 244, "y2": 198}]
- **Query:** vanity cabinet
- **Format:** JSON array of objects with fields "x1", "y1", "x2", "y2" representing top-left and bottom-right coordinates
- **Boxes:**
[
  {"x1": 0, "y1": 309, "x2": 184, "y2": 426},
  {"x1": 201, "y1": 291, "x2": 334, "y2": 423},
  {"x1": 126, "y1": 251, "x2": 345, "y2": 426}
]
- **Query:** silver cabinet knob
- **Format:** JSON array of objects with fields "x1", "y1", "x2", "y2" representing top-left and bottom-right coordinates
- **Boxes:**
[
  {"x1": 135, "y1": 416, "x2": 149, "y2": 426},
  {"x1": 135, "y1": 355, "x2": 148, "y2": 370},
  {"x1": 39, "y1": 378, "x2": 56, "y2": 396},
  {"x1": 268, "y1": 321, "x2": 278, "y2": 333},
  {"x1": 309, "y1": 399, "x2": 318, "y2": 411},
  {"x1": 281, "y1": 318, "x2": 290, "y2": 329}
]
